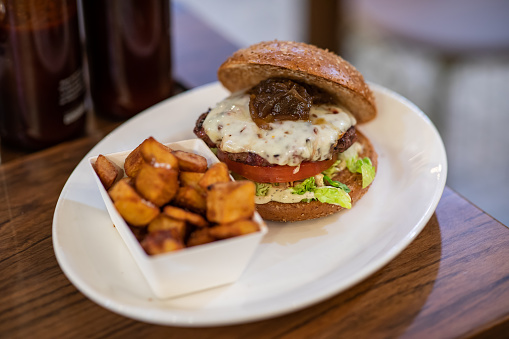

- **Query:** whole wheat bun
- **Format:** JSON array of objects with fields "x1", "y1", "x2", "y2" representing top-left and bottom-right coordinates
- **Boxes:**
[
  {"x1": 218, "y1": 40, "x2": 377, "y2": 123},
  {"x1": 255, "y1": 130, "x2": 377, "y2": 222},
  {"x1": 215, "y1": 40, "x2": 378, "y2": 222}
]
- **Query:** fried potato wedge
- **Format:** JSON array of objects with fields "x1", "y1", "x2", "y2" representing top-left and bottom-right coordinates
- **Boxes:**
[
  {"x1": 198, "y1": 162, "x2": 230, "y2": 190},
  {"x1": 140, "y1": 137, "x2": 178, "y2": 169},
  {"x1": 209, "y1": 220, "x2": 259, "y2": 239},
  {"x1": 163, "y1": 205, "x2": 208, "y2": 228},
  {"x1": 173, "y1": 186, "x2": 207, "y2": 214},
  {"x1": 172, "y1": 150, "x2": 208, "y2": 173},
  {"x1": 109, "y1": 178, "x2": 160, "y2": 226},
  {"x1": 187, "y1": 228, "x2": 215, "y2": 247},
  {"x1": 179, "y1": 171, "x2": 205, "y2": 193},
  {"x1": 124, "y1": 144, "x2": 144, "y2": 178},
  {"x1": 94, "y1": 154, "x2": 123, "y2": 190},
  {"x1": 108, "y1": 177, "x2": 135, "y2": 202},
  {"x1": 135, "y1": 163, "x2": 179, "y2": 206},
  {"x1": 141, "y1": 229, "x2": 184, "y2": 255},
  {"x1": 206, "y1": 181, "x2": 255, "y2": 224},
  {"x1": 147, "y1": 214, "x2": 186, "y2": 239},
  {"x1": 114, "y1": 199, "x2": 159, "y2": 227},
  {"x1": 103, "y1": 137, "x2": 261, "y2": 255}
]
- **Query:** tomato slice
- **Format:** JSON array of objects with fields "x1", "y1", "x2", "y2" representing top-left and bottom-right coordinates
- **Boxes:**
[{"x1": 216, "y1": 149, "x2": 336, "y2": 183}]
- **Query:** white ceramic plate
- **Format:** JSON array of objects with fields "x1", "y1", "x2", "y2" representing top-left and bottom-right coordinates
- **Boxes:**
[{"x1": 53, "y1": 82, "x2": 447, "y2": 327}]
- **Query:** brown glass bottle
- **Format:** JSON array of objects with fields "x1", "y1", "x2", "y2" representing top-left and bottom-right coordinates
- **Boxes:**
[
  {"x1": 81, "y1": 0, "x2": 173, "y2": 120},
  {"x1": 0, "y1": 0, "x2": 86, "y2": 150}
]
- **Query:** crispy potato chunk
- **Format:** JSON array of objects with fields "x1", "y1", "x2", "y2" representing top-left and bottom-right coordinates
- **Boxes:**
[
  {"x1": 94, "y1": 154, "x2": 123, "y2": 190},
  {"x1": 147, "y1": 214, "x2": 186, "y2": 239},
  {"x1": 135, "y1": 163, "x2": 179, "y2": 206},
  {"x1": 109, "y1": 178, "x2": 159, "y2": 226},
  {"x1": 179, "y1": 171, "x2": 205, "y2": 193},
  {"x1": 114, "y1": 199, "x2": 158, "y2": 226},
  {"x1": 198, "y1": 162, "x2": 230, "y2": 190},
  {"x1": 163, "y1": 205, "x2": 208, "y2": 228},
  {"x1": 172, "y1": 150, "x2": 208, "y2": 173},
  {"x1": 173, "y1": 186, "x2": 207, "y2": 214},
  {"x1": 105, "y1": 136, "x2": 262, "y2": 254},
  {"x1": 140, "y1": 137, "x2": 179, "y2": 170},
  {"x1": 209, "y1": 220, "x2": 259, "y2": 239},
  {"x1": 206, "y1": 181, "x2": 255, "y2": 224},
  {"x1": 187, "y1": 228, "x2": 215, "y2": 247},
  {"x1": 141, "y1": 229, "x2": 184, "y2": 255},
  {"x1": 108, "y1": 177, "x2": 135, "y2": 202},
  {"x1": 124, "y1": 144, "x2": 144, "y2": 178}
]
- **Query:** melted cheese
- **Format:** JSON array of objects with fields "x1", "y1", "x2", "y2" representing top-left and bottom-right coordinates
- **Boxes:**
[{"x1": 203, "y1": 92, "x2": 356, "y2": 166}]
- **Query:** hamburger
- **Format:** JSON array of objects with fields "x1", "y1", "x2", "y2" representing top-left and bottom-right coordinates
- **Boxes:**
[{"x1": 194, "y1": 40, "x2": 377, "y2": 222}]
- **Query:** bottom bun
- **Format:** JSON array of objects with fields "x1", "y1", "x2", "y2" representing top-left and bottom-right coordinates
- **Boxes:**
[{"x1": 255, "y1": 130, "x2": 377, "y2": 222}]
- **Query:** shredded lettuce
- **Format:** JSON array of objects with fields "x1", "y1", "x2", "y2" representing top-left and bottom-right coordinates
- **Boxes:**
[
  {"x1": 323, "y1": 175, "x2": 351, "y2": 193},
  {"x1": 346, "y1": 156, "x2": 360, "y2": 173},
  {"x1": 322, "y1": 159, "x2": 342, "y2": 177},
  {"x1": 289, "y1": 175, "x2": 352, "y2": 208},
  {"x1": 360, "y1": 159, "x2": 376, "y2": 188},
  {"x1": 347, "y1": 156, "x2": 376, "y2": 188},
  {"x1": 313, "y1": 187, "x2": 352, "y2": 209},
  {"x1": 255, "y1": 182, "x2": 272, "y2": 196},
  {"x1": 292, "y1": 177, "x2": 316, "y2": 195}
]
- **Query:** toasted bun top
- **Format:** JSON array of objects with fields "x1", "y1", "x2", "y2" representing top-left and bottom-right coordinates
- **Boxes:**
[{"x1": 218, "y1": 40, "x2": 377, "y2": 124}]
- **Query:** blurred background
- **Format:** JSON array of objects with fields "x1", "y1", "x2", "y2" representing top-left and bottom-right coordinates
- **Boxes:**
[{"x1": 176, "y1": 0, "x2": 509, "y2": 226}]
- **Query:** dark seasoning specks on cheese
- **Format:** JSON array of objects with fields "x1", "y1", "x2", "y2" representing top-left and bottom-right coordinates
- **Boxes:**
[{"x1": 203, "y1": 92, "x2": 357, "y2": 167}]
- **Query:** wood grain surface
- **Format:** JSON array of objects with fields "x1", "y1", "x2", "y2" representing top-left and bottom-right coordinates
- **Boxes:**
[
  {"x1": 1, "y1": 2, "x2": 509, "y2": 338},
  {"x1": 2, "y1": 149, "x2": 509, "y2": 338}
]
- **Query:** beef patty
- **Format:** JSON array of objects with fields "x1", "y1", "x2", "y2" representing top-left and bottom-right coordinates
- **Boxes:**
[{"x1": 193, "y1": 111, "x2": 357, "y2": 167}]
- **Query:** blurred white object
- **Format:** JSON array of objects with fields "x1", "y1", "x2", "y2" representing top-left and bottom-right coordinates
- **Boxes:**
[{"x1": 352, "y1": 0, "x2": 509, "y2": 54}]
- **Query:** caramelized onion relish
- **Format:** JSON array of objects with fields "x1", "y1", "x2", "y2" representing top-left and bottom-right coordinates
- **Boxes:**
[{"x1": 247, "y1": 78, "x2": 334, "y2": 129}]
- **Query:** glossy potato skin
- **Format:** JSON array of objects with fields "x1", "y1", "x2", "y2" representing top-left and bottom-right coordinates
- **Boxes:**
[
  {"x1": 172, "y1": 150, "x2": 208, "y2": 172},
  {"x1": 206, "y1": 181, "x2": 255, "y2": 224},
  {"x1": 94, "y1": 154, "x2": 123, "y2": 190},
  {"x1": 135, "y1": 164, "x2": 179, "y2": 207},
  {"x1": 98, "y1": 136, "x2": 260, "y2": 255},
  {"x1": 108, "y1": 178, "x2": 160, "y2": 227}
]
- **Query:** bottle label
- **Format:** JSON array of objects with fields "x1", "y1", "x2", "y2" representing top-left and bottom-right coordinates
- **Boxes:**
[
  {"x1": 59, "y1": 68, "x2": 85, "y2": 106},
  {"x1": 63, "y1": 103, "x2": 85, "y2": 125},
  {"x1": 59, "y1": 68, "x2": 86, "y2": 125}
]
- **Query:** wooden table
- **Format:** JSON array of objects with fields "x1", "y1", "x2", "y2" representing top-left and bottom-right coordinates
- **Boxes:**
[{"x1": 1, "y1": 3, "x2": 509, "y2": 338}]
